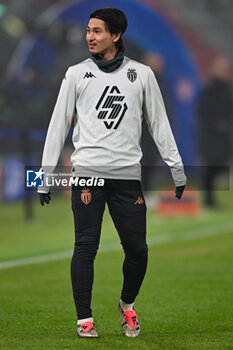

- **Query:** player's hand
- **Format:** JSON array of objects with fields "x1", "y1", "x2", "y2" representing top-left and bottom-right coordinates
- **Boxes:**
[
  {"x1": 175, "y1": 185, "x2": 185, "y2": 200},
  {"x1": 39, "y1": 192, "x2": 51, "y2": 206}
]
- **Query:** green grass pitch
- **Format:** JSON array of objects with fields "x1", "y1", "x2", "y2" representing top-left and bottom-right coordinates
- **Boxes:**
[{"x1": 0, "y1": 190, "x2": 233, "y2": 349}]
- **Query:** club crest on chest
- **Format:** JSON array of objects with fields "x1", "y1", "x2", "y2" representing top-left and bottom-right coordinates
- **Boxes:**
[{"x1": 127, "y1": 68, "x2": 137, "y2": 83}]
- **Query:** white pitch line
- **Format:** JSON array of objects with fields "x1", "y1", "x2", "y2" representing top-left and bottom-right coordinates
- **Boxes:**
[
  {"x1": 0, "y1": 222, "x2": 233, "y2": 270},
  {"x1": 0, "y1": 250, "x2": 72, "y2": 270},
  {"x1": 147, "y1": 221, "x2": 233, "y2": 245}
]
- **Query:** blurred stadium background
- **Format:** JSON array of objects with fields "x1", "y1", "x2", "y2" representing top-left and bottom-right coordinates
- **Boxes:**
[{"x1": 0, "y1": 1, "x2": 233, "y2": 349}]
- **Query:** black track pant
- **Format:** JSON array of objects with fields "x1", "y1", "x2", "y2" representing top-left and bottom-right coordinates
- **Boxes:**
[{"x1": 71, "y1": 179, "x2": 148, "y2": 319}]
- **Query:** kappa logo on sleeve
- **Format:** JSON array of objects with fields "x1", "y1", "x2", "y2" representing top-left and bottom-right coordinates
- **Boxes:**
[{"x1": 95, "y1": 86, "x2": 128, "y2": 130}]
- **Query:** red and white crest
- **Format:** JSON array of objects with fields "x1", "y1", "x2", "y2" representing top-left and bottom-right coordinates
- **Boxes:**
[{"x1": 81, "y1": 188, "x2": 91, "y2": 205}]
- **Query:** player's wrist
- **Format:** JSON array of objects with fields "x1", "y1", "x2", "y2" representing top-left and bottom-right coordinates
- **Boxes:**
[{"x1": 37, "y1": 187, "x2": 50, "y2": 194}]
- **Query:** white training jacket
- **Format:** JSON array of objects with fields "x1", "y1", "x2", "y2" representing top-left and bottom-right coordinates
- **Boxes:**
[{"x1": 38, "y1": 56, "x2": 186, "y2": 193}]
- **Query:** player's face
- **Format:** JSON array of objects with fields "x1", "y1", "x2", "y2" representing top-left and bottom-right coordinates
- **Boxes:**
[{"x1": 86, "y1": 18, "x2": 120, "y2": 58}]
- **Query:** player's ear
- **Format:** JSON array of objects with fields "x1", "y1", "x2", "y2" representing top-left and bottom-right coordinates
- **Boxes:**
[{"x1": 112, "y1": 32, "x2": 121, "y2": 43}]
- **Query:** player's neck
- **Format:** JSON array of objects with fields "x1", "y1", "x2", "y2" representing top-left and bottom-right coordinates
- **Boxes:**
[{"x1": 99, "y1": 46, "x2": 118, "y2": 61}]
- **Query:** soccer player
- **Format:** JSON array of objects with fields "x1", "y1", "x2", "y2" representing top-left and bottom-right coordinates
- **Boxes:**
[{"x1": 38, "y1": 7, "x2": 186, "y2": 338}]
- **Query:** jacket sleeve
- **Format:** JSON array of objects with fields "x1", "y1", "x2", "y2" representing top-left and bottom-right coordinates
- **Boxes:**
[
  {"x1": 38, "y1": 67, "x2": 76, "y2": 193},
  {"x1": 142, "y1": 66, "x2": 186, "y2": 187}
]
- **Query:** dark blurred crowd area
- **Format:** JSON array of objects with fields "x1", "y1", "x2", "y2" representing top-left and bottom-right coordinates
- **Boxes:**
[
  {"x1": 0, "y1": 0, "x2": 232, "y2": 207},
  {"x1": 0, "y1": 0, "x2": 86, "y2": 129}
]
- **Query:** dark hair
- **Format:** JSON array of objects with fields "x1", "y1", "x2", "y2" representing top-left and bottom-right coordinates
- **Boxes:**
[{"x1": 90, "y1": 7, "x2": 128, "y2": 51}]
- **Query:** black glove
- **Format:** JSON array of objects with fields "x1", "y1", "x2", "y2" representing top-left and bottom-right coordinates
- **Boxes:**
[
  {"x1": 175, "y1": 185, "x2": 185, "y2": 200},
  {"x1": 39, "y1": 192, "x2": 51, "y2": 206}
]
